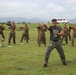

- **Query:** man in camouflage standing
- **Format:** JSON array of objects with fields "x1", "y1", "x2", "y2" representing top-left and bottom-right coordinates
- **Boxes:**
[
  {"x1": 8, "y1": 21, "x2": 16, "y2": 45},
  {"x1": 61, "y1": 24, "x2": 70, "y2": 44},
  {"x1": 20, "y1": 24, "x2": 29, "y2": 43},
  {"x1": 37, "y1": 23, "x2": 47, "y2": 47},
  {"x1": 43, "y1": 19, "x2": 67, "y2": 68},
  {"x1": 0, "y1": 23, "x2": 5, "y2": 40},
  {"x1": 69, "y1": 24, "x2": 76, "y2": 46}
]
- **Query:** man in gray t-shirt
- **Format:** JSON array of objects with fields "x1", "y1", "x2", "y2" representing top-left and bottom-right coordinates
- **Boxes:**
[
  {"x1": 43, "y1": 19, "x2": 67, "y2": 68},
  {"x1": 49, "y1": 25, "x2": 62, "y2": 41}
]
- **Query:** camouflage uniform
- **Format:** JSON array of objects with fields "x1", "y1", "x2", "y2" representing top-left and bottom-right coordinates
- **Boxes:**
[
  {"x1": 20, "y1": 25, "x2": 29, "y2": 43},
  {"x1": 8, "y1": 21, "x2": 16, "y2": 45},
  {"x1": 62, "y1": 26, "x2": 70, "y2": 44},
  {"x1": 0, "y1": 25, "x2": 5, "y2": 40},
  {"x1": 71, "y1": 25, "x2": 76, "y2": 46},
  {"x1": 37, "y1": 24, "x2": 47, "y2": 47}
]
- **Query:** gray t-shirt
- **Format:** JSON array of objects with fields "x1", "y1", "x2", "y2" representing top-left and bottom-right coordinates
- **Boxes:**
[{"x1": 49, "y1": 26, "x2": 62, "y2": 41}]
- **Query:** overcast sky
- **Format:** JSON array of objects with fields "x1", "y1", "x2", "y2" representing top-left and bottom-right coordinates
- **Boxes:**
[{"x1": 0, "y1": 0, "x2": 76, "y2": 20}]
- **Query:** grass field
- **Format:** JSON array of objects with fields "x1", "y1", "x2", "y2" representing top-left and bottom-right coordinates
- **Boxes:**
[{"x1": 0, "y1": 23, "x2": 76, "y2": 75}]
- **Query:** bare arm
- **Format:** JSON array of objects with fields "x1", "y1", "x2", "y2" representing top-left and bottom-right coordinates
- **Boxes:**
[
  {"x1": 47, "y1": 26, "x2": 50, "y2": 30},
  {"x1": 58, "y1": 30, "x2": 64, "y2": 36}
]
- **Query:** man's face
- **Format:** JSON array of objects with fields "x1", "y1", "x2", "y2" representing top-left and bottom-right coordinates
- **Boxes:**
[{"x1": 52, "y1": 21, "x2": 57, "y2": 26}]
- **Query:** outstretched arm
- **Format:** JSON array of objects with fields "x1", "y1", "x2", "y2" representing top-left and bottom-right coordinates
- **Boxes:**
[
  {"x1": 58, "y1": 30, "x2": 64, "y2": 36},
  {"x1": 46, "y1": 26, "x2": 50, "y2": 30}
]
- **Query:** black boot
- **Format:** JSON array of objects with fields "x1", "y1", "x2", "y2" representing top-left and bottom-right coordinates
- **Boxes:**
[
  {"x1": 43, "y1": 64, "x2": 47, "y2": 68},
  {"x1": 62, "y1": 60, "x2": 67, "y2": 66}
]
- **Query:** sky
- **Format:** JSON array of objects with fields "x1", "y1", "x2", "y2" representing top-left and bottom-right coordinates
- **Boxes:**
[{"x1": 0, "y1": 0, "x2": 76, "y2": 20}]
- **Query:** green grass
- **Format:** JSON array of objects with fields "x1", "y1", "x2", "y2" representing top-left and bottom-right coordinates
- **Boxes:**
[{"x1": 0, "y1": 23, "x2": 76, "y2": 75}]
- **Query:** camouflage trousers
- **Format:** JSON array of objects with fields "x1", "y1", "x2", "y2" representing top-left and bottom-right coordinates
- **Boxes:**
[
  {"x1": 44, "y1": 40, "x2": 66, "y2": 64},
  {"x1": 61, "y1": 33, "x2": 71, "y2": 44},
  {"x1": 61, "y1": 35, "x2": 68, "y2": 44},
  {"x1": 20, "y1": 33, "x2": 29, "y2": 43},
  {"x1": 8, "y1": 32, "x2": 16, "y2": 45},
  {"x1": 0, "y1": 32, "x2": 5, "y2": 39},
  {"x1": 72, "y1": 35, "x2": 76, "y2": 46},
  {"x1": 37, "y1": 35, "x2": 46, "y2": 47}
]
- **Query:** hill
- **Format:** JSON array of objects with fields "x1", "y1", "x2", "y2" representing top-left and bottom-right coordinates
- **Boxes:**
[{"x1": 0, "y1": 17, "x2": 48, "y2": 23}]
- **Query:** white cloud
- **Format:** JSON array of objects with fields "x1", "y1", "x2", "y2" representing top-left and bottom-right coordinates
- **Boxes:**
[
  {"x1": 65, "y1": 0, "x2": 76, "y2": 19},
  {"x1": 0, "y1": 2, "x2": 38, "y2": 18},
  {"x1": 46, "y1": 3, "x2": 65, "y2": 13},
  {"x1": 0, "y1": 0, "x2": 76, "y2": 20},
  {"x1": 67, "y1": 0, "x2": 76, "y2": 5}
]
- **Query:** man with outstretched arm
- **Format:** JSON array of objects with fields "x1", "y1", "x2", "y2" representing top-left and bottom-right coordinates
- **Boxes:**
[
  {"x1": 20, "y1": 24, "x2": 29, "y2": 43},
  {"x1": 8, "y1": 21, "x2": 16, "y2": 45},
  {"x1": 43, "y1": 19, "x2": 67, "y2": 68}
]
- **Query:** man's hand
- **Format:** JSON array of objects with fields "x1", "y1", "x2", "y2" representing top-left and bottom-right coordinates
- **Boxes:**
[{"x1": 58, "y1": 31, "x2": 64, "y2": 36}]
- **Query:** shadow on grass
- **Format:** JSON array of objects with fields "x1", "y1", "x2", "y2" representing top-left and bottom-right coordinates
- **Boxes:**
[{"x1": 67, "y1": 60, "x2": 76, "y2": 64}]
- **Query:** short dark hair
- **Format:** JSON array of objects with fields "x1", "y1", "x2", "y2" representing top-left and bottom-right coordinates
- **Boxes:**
[{"x1": 52, "y1": 19, "x2": 57, "y2": 22}]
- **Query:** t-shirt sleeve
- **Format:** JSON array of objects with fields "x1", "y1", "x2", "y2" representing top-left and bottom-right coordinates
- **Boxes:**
[{"x1": 49, "y1": 26, "x2": 52, "y2": 31}]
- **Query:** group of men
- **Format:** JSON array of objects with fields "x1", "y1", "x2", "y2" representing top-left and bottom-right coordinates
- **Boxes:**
[
  {"x1": 36, "y1": 19, "x2": 76, "y2": 68},
  {"x1": 61, "y1": 23, "x2": 76, "y2": 46},
  {"x1": 37, "y1": 21, "x2": 76, "y2": 47},
  {"x1": 0, "y1": 21, "x2": 76, "y2": 47},
  {"x1": 0, "y1": 19, "x2": 76, "y2": 68},
  {"x1": 0, "y1": 21, "x2": 29, "y2": 46}
]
